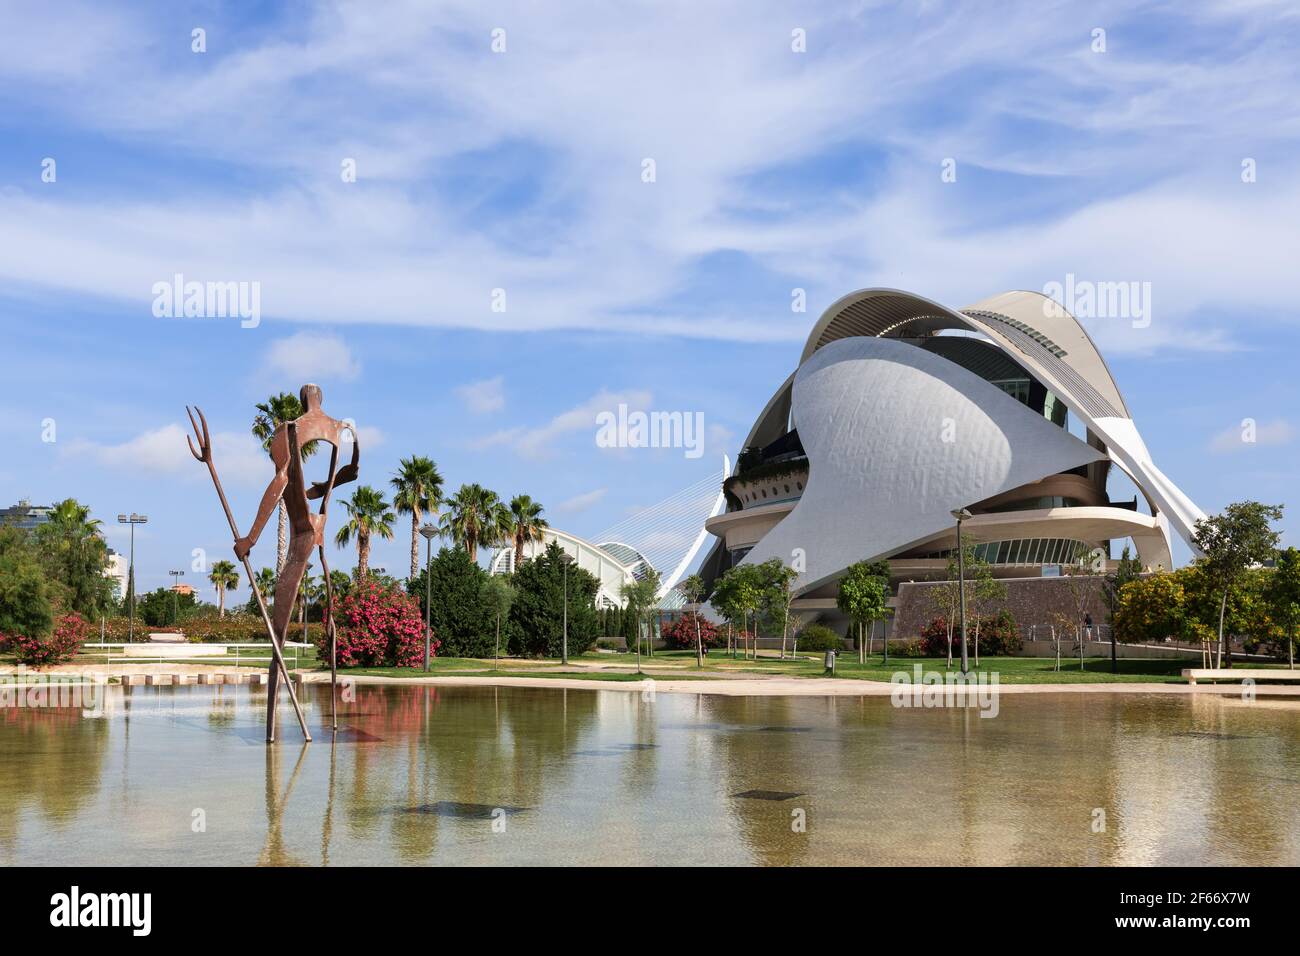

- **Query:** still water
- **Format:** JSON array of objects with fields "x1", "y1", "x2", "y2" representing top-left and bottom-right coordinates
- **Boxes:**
[{"x1": 2, "y1": 682, "x2": 1299, "y2": 866}]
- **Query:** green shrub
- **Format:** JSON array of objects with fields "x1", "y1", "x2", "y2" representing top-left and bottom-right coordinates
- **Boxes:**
[
  {"x1": 407, "y1": 547, "x2": 495, "y2": 657},
  {"x1": 0, "y1": 551, "x2": 54, "y2": 645},
  {"x1": 507, "y1": 541, "x2": 599, "y2": 657},
  {"x1": 795, "y1": 623, "x2": 844, "y2": 652}
]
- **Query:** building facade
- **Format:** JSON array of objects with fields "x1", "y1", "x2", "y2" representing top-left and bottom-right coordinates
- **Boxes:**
[{"x1": 699, "y1": 288, "x2": 1205, "y2": 625}]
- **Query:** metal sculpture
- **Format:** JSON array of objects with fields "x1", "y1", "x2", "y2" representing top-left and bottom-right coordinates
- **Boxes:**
[{"x1": 187, "y1": 383, "x2": 358, "y2": 742}]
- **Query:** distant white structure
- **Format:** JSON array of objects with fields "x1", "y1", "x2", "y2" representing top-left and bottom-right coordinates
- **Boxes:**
[
  {"x1": 105, "y1": 549, "x2": 127, "y2": 599},
  {"x1": 489, "y1": 529, "x2": 639, "y2": 609},
  {"x1": 487, "y1": 460, "x2": 729, "y2": 609}
]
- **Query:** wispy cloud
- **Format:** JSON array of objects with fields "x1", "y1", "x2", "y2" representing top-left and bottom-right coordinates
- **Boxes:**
[
  {"x1": 474, "y1": 389, "x2": 653, "y2": 459},
  {"x1": 1209, "y1": 418, "x2": 1296, "y2": 454},
  {"x1": 555, "y1": 488, "x2": 607, "y2": 514},
  {"x1": 455, "y1": 375, "x2": 505, "y2": 414}
]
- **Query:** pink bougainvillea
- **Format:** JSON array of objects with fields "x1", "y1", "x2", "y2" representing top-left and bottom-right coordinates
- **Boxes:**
[
  {"x1": 7, "y1": 613, "x2": 87, "y2": 667},
  {"x1": 323, "y1": 579, "x2": 436, "y2": 668}
]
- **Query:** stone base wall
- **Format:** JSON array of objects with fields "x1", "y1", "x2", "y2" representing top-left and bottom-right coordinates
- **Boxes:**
[{"x1": 892, "y1": 575, "x2": 1109, "y2": 642}]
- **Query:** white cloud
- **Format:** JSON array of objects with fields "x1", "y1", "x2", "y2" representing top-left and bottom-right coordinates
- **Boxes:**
[
  {"x1": 0, "y1": 2, "x2": 1297, "y2": 352},
  {"x1": 455, "y1": 376, "x2": 505, "y2": 414},
  {"x1": 555, "y1": 488, "x2": 607, "y2": 514},
  {"x1": 1209, "y1": 418, "x2": 1296, "y2": 454},
  {"x1": 261, "y1": 332, "x2": 360, "y2": 383},
  {"x1": 65, "y1": 423, "x2": 269, "y2": 485},
  {"x1": 475, "y1": 389, "x2": 653, "y2": 459}
]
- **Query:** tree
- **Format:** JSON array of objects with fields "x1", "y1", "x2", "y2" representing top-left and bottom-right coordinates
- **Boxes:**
[
  {"x1": 1114, "y1": 571, "x2": 1183, "y2": 644},
  {"x1": 679, "y1": 573, "x2": 708, "y2": 667},
  {"x1": 620, "y1": 567, "x2": 661, "y2": 674},
  {"x1": 718, "y1": 564, "x2": 762, "y2": 659},
  {"x1": 139, "y1": 586, "x2": 197, "y2": 627},
  {"x1": 480, "y1": 574, "x2": 516, "y2": 664},
  {"x1": 755, "y1": 559, "x2": 799, "y2": 659},
  {"x1": 390, "y1": 455, "x2": 443, "y2": 581},
  {"x1": 406, "y1": 546, "x2": 494, "y2": 657},
  {"x1": 967, "y1": 554, "x2": 1005, "y2": 668},
  {"x1": 252, "y1": 392, "x2": 318, "y2": 573},
  {"x1": 1265, "y1": 547, "x2": 1300, "y2": 669},
  {"x1": 710, "y1": 568, "x2": 745, "y2": 658},
  {"x1": 509, "y1": 541, "x2": 600, "y2": 657},
  {"x1": 508, "y1": 495, "x2": 549, "y2": 569},
  {"x1": 0, "y1": 549, "x2": 53, "y2": 641},
  {"x1": 34, "y1": 498, "x2": 114, "y2": 618},
  {"x1": 1192, "y1": 501, "x2": 1284, "y2": 667},
  {"x1": 208, "y1": 559, "x2": 240, "y2": 618},
  {"x1": 1101, "y1": 546, "x2": 1143, "y2": 672},
  {"x1": 439, "y1": 483, "x2": 508, "y2": 563},
  {"x1": 335, "y1": 485, "x2": 397, "y2": 580},
  {"x1": 837, "y1": 559, "x2": 890, "y2": 664},
  {"x1": 1059, "y1": 563, "x2": 1099, "y2": 671}
]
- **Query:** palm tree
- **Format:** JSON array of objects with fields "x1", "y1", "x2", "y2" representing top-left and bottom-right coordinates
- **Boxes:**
[
  {"x1": 251, "y1": 392, "x2": 318, "y2": 574},
  {"x1": 335, "y1": 485, "x2": 396, "y2": 580},
  {"x1": 508, "y1": 494, "x2": 549, "y2": 569},
  {"x1": 209, "y1": 560, "x2": 240, "y2": 617},
  {"x1": 391, "y1": 456, "x2": 444, "y2": 581},
  {"x1": 438, "y1": 483, "x2": 507, "y2": 563}
]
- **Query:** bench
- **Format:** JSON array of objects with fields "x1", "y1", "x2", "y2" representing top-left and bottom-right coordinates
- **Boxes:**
[{"x1": 1182, "y1": 668, "x2": 1300, "y2": 685}]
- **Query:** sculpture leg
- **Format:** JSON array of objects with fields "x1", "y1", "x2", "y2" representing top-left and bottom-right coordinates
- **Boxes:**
[
  {"x1": 268, "y1": 534, "x2": 314, "y2": 742},
  {"x1": 317, "y1": 546, "x2": 339, "y2": 733}
]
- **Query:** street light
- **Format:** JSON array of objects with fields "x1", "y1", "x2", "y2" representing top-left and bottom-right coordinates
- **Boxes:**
[
  {"x1": 117, "y1": 513, "x2": 148, "y2": 643},
  {"x1": 951, "y1": 508, "x2": 973, "y2": 674},
  {"x1": 557, "y1": 550, "x2": 575, "y2": 665},
  {"x1": 168, "y1": 570, "x2": 184, "y2": 625},
  {"x1": 419, "y1": 523, "x2": 438, "y2": 671}
]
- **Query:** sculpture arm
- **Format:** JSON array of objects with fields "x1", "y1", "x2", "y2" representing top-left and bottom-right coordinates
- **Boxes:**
[
  {"x1": 306, "y1": 426, "x2": 359, "y2": 499},
  {"x1": 236, "y1": 427, "x2": 289, "y2": 560}
]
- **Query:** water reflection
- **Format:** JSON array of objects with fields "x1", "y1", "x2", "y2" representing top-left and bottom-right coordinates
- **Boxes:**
[{"x1": 0, "y1": 683, "x2": 1296, "y2": 866}]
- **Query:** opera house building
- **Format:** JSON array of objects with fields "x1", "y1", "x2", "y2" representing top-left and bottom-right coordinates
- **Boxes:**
[{"x1": 698, "y1": 288, "x2": 1205, "y2": 629}]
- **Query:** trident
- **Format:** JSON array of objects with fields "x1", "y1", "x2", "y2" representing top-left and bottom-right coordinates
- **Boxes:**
[{"x1": 186, "y1": 405, "x2": 312, "y2": 742}]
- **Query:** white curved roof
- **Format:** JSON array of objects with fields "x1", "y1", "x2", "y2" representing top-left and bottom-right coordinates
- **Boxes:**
[
  {"x1": 701, "y1": 287, "x2": 1210, "y2": 595},
  {"x1": 489, "y1": 528, "x2": 638, "y2": 608}
]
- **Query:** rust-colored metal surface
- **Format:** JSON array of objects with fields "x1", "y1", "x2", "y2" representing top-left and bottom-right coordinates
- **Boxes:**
[{"x1": 187, "y1": 383, "x2": 358, "y2": 742}]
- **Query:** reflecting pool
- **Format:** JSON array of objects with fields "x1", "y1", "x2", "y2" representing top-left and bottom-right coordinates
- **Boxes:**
[{"x1": 2, "y1": 683, "x2": 1299, "y2": 865}]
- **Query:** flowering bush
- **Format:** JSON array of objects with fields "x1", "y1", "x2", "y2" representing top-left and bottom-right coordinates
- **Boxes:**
[
  {"x1": 660, "y1": 612, "x2": 722, "y2": 650},
  {"x1": 7, "y1": 613, "x2": 87, "y2": 667},
  {"x1": 920, "y1": 612, "x2": 1021, "y2": 656},
  {"x1": 325, "y1": 578, "x2": 433, "y2": 668}
]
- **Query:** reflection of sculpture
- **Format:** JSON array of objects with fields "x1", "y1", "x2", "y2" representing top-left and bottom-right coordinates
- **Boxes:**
[{"x1": 188, "y1": 383, "x2": 357, "y2": 741}]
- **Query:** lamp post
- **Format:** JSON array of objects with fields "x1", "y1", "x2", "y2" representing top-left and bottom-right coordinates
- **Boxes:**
[
  {"x1": 168, "y1": 569, "x2": 184, "y2": 625},
  {"x1": 117, "y1": 514, "x2": 147, "y2": 642},
  {"x1": 557, "y1": 550, "x2": 575, "y2": 665},
  {"x1": 951, "y1": 508, "x2": 973, "y2": 674},
  {"x1": 419, "y1": 524, "x2": 438, "y2": 671}
]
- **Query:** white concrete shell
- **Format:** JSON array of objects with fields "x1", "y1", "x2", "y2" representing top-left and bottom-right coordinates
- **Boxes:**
[{"x1": 703, "y1": 287, "x2": 1205, "y2": 595}]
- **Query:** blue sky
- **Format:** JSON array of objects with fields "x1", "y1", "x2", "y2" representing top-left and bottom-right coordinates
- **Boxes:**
[{"x1": 1, "y1": 1, "x2": 1298, "y2": 598}]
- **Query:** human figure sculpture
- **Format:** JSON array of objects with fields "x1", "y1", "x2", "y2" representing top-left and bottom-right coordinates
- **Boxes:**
[{"x1": 236, "y1": 384, "x2": 358, "y2": 738}]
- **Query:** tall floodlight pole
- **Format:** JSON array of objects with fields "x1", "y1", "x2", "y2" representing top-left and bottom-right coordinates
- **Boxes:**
[
  {"x1": 951, "y1": 508, "x2": 973, "y2": 674},
  {"x1": 559, "y1": 550, "x2": 574, "y2": 665},
  {"x1": 118, "y1": 514, "x2": 147, "y2": 643},
  {"x1": 420, "y1": 523, "x2": 438, "y2": 671},
  {"x1": 168, "y1": 569, "x2": 184, "y2": 624}
]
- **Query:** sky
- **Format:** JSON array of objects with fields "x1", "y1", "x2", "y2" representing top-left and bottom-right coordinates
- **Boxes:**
[{"x1": 1, "y1": 0, "x2": 1298, "y2": 602}]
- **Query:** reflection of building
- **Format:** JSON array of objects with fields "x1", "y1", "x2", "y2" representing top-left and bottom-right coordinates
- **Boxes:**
[
  {"x1": 490, "y1": 529, "x2": 640, "y2": 608},
  {"x1": 0, "y1": 499, "x2": 52, "y2": 529},
  {"x1": 700, "y1": 288, "x2": 1206, "y2": 622}
]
